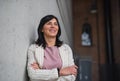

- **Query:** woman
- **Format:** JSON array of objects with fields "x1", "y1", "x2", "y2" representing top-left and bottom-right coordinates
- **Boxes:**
[{"x1": 27, "y1": 15, "x2": 78, "y2": 81}]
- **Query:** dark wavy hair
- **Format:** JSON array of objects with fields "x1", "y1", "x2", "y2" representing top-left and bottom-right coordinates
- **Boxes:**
[{"x1": 35, "y1": 15, "x2": 63, "y2": 48}]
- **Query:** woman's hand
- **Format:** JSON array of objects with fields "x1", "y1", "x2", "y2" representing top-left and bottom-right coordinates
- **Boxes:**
[
  {"x1": 31, "y1": 62, "x2": 40, "y2": 70},
  {"x1": 59, "y1": 65, "x2": 78, "y2": 76}
]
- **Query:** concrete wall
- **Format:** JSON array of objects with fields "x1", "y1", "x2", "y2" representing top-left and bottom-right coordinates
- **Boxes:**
[{"x1": 0, "y1": 0, "x2": 72, "y2": 81}]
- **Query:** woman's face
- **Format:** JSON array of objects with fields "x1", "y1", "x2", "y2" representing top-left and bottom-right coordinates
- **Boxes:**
[{"x1": 42, "y1": 18, "x2": 59, "y2": 38}]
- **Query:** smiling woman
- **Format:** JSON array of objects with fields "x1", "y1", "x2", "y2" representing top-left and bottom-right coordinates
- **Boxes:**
[
  {"x1": 42, "y1": 18, "x2": 59, "y2": 47},
  {"x1": 27, "y1": 15, "x2": 78, "y2": 81}
]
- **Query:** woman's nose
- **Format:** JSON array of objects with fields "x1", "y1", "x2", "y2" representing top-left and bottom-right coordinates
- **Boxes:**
[{"x1": 50, "y1": 23, "x2": 55, "y2": 27}]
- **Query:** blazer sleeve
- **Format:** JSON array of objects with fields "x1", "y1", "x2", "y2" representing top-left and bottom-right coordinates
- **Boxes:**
[
  {"x1": 65, "y1": 44, "x2": 75, "y2": 66},
  {"x1": 57, "y1": 75, "x2": 76, "y2": 81},
  {"x1": 27, "y1": 44, "x2": 59, "y2": 81}
]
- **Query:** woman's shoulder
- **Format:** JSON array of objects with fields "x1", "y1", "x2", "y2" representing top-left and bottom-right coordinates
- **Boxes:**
[
  {"x1": 60, "y1": 43, "x2": 71, "y2": 49},
  {"x1": 61, "y1": 43, "x2": 69, "y2": 46},
  {"x1": 59, "y1": 44, "x2": 72, "y2": 53},
  {"x1": 28, "y1": 43, "x2": 39, "y2": 50}
]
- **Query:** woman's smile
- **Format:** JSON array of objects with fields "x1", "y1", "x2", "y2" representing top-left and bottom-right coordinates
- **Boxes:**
[{"x1": 42, "y1": 18, "x2": 59, "y2": 37}]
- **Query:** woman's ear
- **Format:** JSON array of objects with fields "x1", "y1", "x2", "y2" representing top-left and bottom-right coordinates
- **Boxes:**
[{"x1": 41, "y1": 29, "x2": 44, "y2": 32}]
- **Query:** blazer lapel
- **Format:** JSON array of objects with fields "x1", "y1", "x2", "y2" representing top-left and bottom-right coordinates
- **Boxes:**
[
  {"x1": 59, "y1": 45, "x2": 68, "y2": 68},
  {"x1": 35, "y1": 46, "x2": 44, "y2": 68}
]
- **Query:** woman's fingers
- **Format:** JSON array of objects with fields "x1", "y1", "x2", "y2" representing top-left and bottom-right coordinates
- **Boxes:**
[
  {"x1": 71, "y1": 65, "x2": 78, "y2": 69},
  {"x1": 69, "y1": 65, "x2": 78, "y2": 76},
  {"x1": 31, "y1": 62, "x2": 40, "y2": 69},
  {"x1": 59, "y1": 65, "x2": 78, "y2": 76}
]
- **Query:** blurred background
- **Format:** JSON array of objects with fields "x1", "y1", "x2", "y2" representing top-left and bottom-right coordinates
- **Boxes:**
[{"x1": 0, "y1": 0, "x2": 119, "y2": 81}]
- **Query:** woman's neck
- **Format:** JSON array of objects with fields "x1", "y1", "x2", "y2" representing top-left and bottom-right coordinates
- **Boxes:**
[{"x1": 44, "y1": 36, "x2": 56, "y2": 47}]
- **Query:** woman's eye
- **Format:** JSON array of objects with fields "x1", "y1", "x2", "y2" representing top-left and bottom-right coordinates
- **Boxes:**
[
  {"x1": 54, "y1": 22, "x2": 58, "y2": 26},
  {"x1": 46, "y1": 22, "x2": 58, "y2": 26}
]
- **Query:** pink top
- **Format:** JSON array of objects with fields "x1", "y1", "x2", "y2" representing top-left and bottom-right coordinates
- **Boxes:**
[{"x1": 42, "y1": 46, "x2": 62, "y2": 69}]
